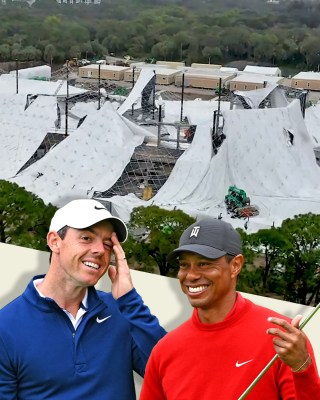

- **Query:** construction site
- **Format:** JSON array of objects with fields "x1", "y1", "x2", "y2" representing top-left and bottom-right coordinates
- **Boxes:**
[{"x1": 0, "y1": 63, "x2": 319, "y2": 232}]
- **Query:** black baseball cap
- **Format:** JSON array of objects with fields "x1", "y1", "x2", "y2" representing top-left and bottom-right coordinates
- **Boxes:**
[{"x1": 167, "y1": 217, "x2": 242, "y2": 262}]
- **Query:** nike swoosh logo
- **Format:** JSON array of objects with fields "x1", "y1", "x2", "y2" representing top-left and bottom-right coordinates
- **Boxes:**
[
  {"x1": 96, "y1": 315, "x2": 112, "y2": 323},
  {"x1": 236, "y1": 359, "x2": 253, "y2": 367},
  {"x1": 94, "y1": 206, "x2": 106, "y2": 210}
]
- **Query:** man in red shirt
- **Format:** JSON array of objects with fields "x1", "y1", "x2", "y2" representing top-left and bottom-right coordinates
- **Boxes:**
[{"x1": 140, "y1": 217, "x2": 320, "y2": 400}]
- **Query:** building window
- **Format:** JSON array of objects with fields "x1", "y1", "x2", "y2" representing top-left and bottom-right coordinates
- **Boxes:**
[{"x1": 307, "y1": 82, "x2": 310, "y2": 87}]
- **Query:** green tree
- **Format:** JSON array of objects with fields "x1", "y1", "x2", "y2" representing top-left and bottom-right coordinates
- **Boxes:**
[
  {"x1": 11, "y1": 43, "x2": 23, "y2": 61},
  {"x1": 20, "y1": 45, "x2": 42, "y2": 61},
  {"x1": 90, "y1": 39, "x2": 107, "y2": 59},
  {"x1": 202, "y1": 46, "x2": 223, "y2": 64},
  {"x1": 248, "y1": 228, "x2": 288, "y2": 291},
  {"x1": 69, "y1": 45, "x2": 81, "y2": 59},
  {"x1": 81, "y1": 41, "x2": 93, "y2": 60},
  {"x1": 235, "y1": 229, "x2": 265, "y2": 294},
  {"x1": 124, "y1": 205, "x2": 195, "y2": 276},
  {"x1": 220, "y1": 26, "x2": 252, "y2": 59},
  {"x1": 279, "y1": 213, "x2": 320, "y2": 305},
  {"x1": 0, "y1": 181, "x2": 57, "y2": 251},
  {"x1": 0, "y1": 44, "x2": 11, "y2": 61},
  {"x1": 44, "y1": 43, "x2": 56, "y2": 66},
  {"x1": 300, "y1": 34, "x2": 320, "y2": 69},
  {"x1": 252, "y1": 32, "x2": 279, "y2": 63}
]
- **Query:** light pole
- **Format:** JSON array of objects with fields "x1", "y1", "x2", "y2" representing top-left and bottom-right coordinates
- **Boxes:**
[
  {"x1": 15, "y1": 59, "x2": 19, "y2": 94},
  {"x1": 98, "y1": 63, "x2": 101, "y2": 110},
  {"x1": 65, "y1": 60, "x2": 69, "y2": 136}
]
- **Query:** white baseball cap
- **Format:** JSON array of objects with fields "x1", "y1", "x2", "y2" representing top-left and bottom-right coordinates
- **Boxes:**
[{"x1": 49, "y1": 199, "x2": 128, "y2": 242}]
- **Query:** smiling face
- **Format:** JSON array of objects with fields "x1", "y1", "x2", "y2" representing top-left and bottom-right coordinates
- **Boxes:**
[
  {"x1": 177, "y1": 251, "x2": 243, "y2": 323},
  {"x1": 48, "y1": 220, "x2": 114, "y2": 289}
]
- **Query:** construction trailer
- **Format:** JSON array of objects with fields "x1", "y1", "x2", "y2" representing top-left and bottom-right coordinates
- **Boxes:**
[
  {"x1": 175, "y1": 69, "x2": 236, "y2": 90},
  {"x1": 243, "y1": 65, "x2": 282, "y2": 77},
  {"x1": 229, "y1": 74, "x2": 284, "y2": 91},
  {"x1": 291, "y1": 72, "x2": 320, "y2": 91},
  {"x1": 124, "y1": 67, "x2": 179, "y2": 85},
  {"x1": 78, "y1": 64, "x2": 130, "y2": 80},
  {"x1": 191, "y1": 63, "x2": 222, "y2": 69},
  {"x1": 156, "y1": 61, "x2": 186, "y2": 69},
  {"x1": 124, "y1": 68, "x2": 140, "y2": 83}
]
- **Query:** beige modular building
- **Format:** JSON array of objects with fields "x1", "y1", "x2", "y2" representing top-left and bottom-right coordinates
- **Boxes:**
[
  {"x1": 78, "y1": 64, "x2": 130, "y2": 80},
  {"x1": 175, "y1": 70, "x2": 236, "y2": 90},
  {"x1": 191, "y1": 63, "x2": 222, "y2": 69},
  {"x1": 124, "y1": 68, "x2": 141, "y2": 83},
  {"x1": 229, "y1": 74, "x2": 284, "y2": 91},
  {"x1": 156, "y1": 61, "x2": 185, "y2": 69},
  {"x1": 291, "y1": 72, "x2": 320, "y2": 91},
  {"x1": 124, "y1": 67, "x2": 179, "y2": 85}
]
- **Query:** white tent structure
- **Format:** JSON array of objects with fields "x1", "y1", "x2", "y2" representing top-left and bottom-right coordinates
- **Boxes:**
[
  {"x1": 234, "y1": 84, "x2": 288, "y2": 109},
  {"x1": 106, "y1": 100, "x2": 320, "y2": 232},
  {"x1": 117, "y1": 68, "x2": 155, "y2": 115},
  {"x1": 0, "y1": 73, "x2": 86, "y2": 96},
  {"x1": 304, "y1": 103, "x2": 320, "y2": 146},
  {"x1": 9, "y1": 65, "x2": 52, "y2": 80},
  {"x1": 0, "y1": 95, "x2": 58, "y2": 179},
  {"x1": 243, "y1": 65, "x2": 282, "y2": 77},
  {"x1": 9, "y1": 102, "x2": 145, "y2": 206}
]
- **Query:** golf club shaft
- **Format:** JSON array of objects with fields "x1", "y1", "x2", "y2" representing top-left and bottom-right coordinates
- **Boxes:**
[{"x1": 238, "y1": 302, "x2": 320, "y2": 400}]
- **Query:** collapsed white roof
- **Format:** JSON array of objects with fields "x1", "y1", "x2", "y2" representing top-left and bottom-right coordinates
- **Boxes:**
[
  {"x1": 117, "y1": 68, "x2": 155, "y2": 115},
  {"x1": 304, "y1": 104, "x2": 320, "y2": 146},
  {"x1": 0, "y1": 94, "x2": 57, "y2": 179},
  {"x1": 9, "y1": 102, "x2": 145, "y2": 206},
  {"x1": 9, "y1": 65, "x2": 52, "y2": 80},
  {"x1": 234, "y1": 84, "x2": 289, "y2": 109},
  {"x1": 0, "y1": 71, "x2": 319, "y2": 233},
  {"x1": 0, "y1": 74, "x2": 86, "y2": 96},
  {"x1": 107, "y1": 100, "x2": 320, "y2": 232}
]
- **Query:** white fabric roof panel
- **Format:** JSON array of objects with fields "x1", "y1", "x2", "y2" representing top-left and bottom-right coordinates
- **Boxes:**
[
  {"x1": 161, "y1": 99, "x2": 230, "y2": 126},
  {"x1": 304, "y1": 104, "x2": 320, "y2": 146},
  {"x1": 151, "y1": 125, "x2": 213, "y2": 205},
  {"x1": 0, "y1": 74, "x2": 86, "y2": 96},
  {"x1": 0, "y1": 95, "x2": 57, "y2": 179},
  {"x1": 0, "y1": 93, "x2": 28, "y2": 115},
  {"x1": 108, "y1": 100, "x2": 320, "y2": 232},
  {"x1": 10, "y1": 102, "x2": 144, "y2": 206},
  {"x1": 9, "y1": 65, "x2": 52, "y2": 79},
  {"x1": 117, "y1": 68, "x2": 155, "y2": 115},
  {"x1": 234, "y1": 84, "x2": 278, "y2": 109},
  {"x1": 218, "y1": 100, "x2": 320, "y2": 204},
  {"x1": 150, "y1": 100, "x2": 320, "y2": 205}
]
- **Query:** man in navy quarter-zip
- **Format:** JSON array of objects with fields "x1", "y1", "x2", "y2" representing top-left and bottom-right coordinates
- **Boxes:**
[{"x1": 0, "y1": 199, "x2": 166, "y2": 400}]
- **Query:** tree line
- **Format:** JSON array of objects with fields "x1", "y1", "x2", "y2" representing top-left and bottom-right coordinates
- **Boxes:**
[{"x1": 1, "y1": 0, "x2": 320, "y2": 71}]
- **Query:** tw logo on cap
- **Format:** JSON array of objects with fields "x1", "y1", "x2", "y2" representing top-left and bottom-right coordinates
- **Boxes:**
[{"x1": 190, "y1": 226, "x2": 200, "y2": 238}]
